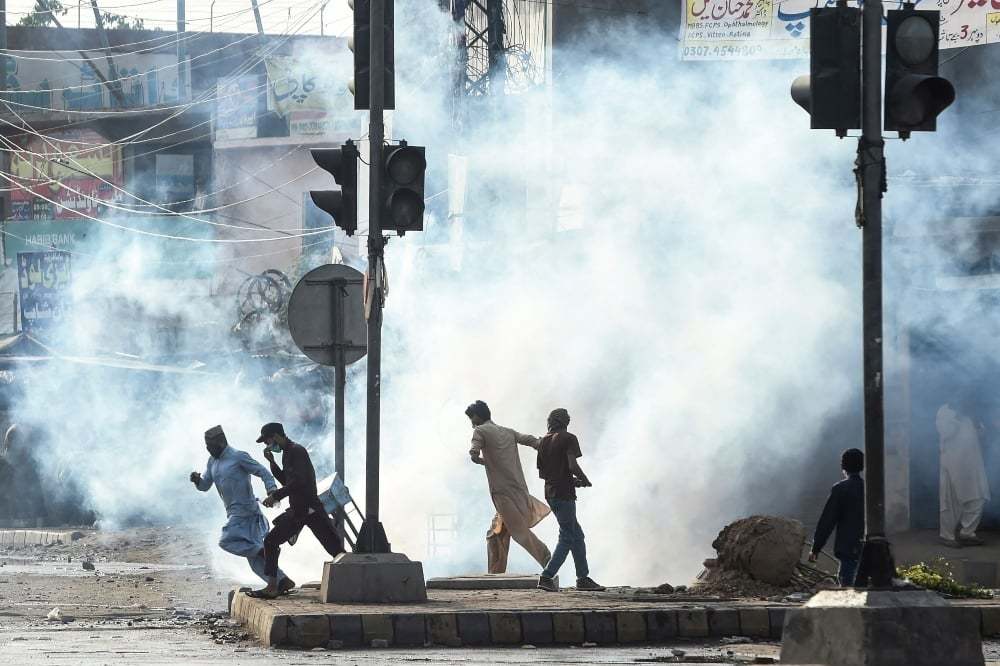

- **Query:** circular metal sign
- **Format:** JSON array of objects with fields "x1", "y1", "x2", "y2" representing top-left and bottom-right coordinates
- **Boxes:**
[{"x1": 287, "y1": 264, "x2": 367, "y2": 367}]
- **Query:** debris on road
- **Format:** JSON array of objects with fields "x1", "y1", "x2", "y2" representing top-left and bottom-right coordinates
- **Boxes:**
[{"x1": 82, "y1": 561, "x2": 95, "y2": 571}]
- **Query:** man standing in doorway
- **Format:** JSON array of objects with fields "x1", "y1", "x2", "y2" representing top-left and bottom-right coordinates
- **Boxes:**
[
  {"x1": 190, "y1": 425, "x2": 293, "y2": 591},
  {"x1": 535, "y1": 408, "x2": 605, "y2": 592},
  {"x1": 937, "y1": 399, "x2": 991, "y2": 547},
  {"x1": 466, "y1": 400, "x2": 551, "y2": 574},
  {"x1": 250, "y1": 422, "x2": 344, "y2": 599}
]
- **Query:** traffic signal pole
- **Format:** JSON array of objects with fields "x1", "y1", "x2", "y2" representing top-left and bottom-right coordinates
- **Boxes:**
[
  {"x1": 854, "y1": 0, "x2": 894, "y2": 589},
  {"x1": 360, "y1": 0, "x2": 389, "y2": 554}
]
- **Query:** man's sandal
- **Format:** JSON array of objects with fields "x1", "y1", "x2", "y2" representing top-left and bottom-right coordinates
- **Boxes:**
[
  {"x1": 247, "y1": 587, "x2": 280, "y2": 599},
  {"x1": 278, "y1": 577, "x2": 296, "y2": 595}
]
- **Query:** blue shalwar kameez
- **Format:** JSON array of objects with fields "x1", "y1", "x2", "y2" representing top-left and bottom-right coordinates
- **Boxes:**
[{"x1": 195, "y1": 445, "x2": 286, "y2": 583}]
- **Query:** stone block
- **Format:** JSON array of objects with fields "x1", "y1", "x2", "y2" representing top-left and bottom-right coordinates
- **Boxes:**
[
  {"x1": 584, "y1": 612, "x2": 616, "y2": 644},
  {"x1": 646, "y1": 610, "x2": 679, "y2": 641},
  {"x1": 457, "y1": 613, "x2": 491, "y2": 646},
  {"x1": 265, "y1": 614, "x2": 289, "y2": 647},
  {"x1": 287, "y1": 614, "x2": 330, "y2": 649},
  {"x1": 616, "y1": 612, "x2": 647, "y2": 643},
  {"x1": 329, "y1": 614, "x2": 363, "y2": 647},
  {"x1": 362, "y1": 614, "x2": 394, "y2": 645},
  {"x1": 738, "y1": 608, "x2": 771, "y2": 638},
  {"x1": 427, "y1": 614, "x2": 461, "y2": 647},
  {"x1": 393, "y1": 614, "x2": 426, "y2": 646},
  {"x1": 521, "y1": 612, "x2": 553, "y2": 645},
  {"x1": 780, "y1": 589, "x2": 984, "y2": 666},
  {"x1": 709, "y1": 608, "x2": 740, "y2": 636},
  {"x1": 322, "y1": 553, "x2": 427, "y2": 603},
  {"x1": 677, "y1": 608, "x2": 709, "y2": 637},
  {"x1": 489, "y1": 612, "x2": 522, "y2": 644},
  {"x1": 552, "y1": 612, "x2": 585, "y2": 644},
  {"x1": 426, "y1": 574, "x2": 545, "y2": 590},
  {"x1": 769, "y1": 608, "x2": 787, "y2": 639},
  {"x1": 982, "y1": 607, "x2": 1000, "y2": 637}
]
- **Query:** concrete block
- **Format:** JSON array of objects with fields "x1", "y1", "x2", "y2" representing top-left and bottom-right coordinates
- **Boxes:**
[
  {"x1": 709, "y1": 608, "x2": 741, "y2": 636},
  {"x1": 584, "y1": 612, "x2": 616, "y2": 644},
  {"x1": 393, "y1": 614, "x2": 426, "y2": 646},
  {"x1": 521, "y1": 612, "x2": 554, "y2": 645},
  {"x1": 982, "y1": 607, "x2": 1000, "y2": 637},
  {"x1": 427, "y1": 574, "x2": 542, "y2": 590},
  {"x1": 362, "y1": 614, "x2": 394, "y2": 645},
  {"x1": 552, "y1": 612, "x2": 585, "y2": 644},
  {"x1": 265, "y1": 614, "x2": 289, "y2": 647},
  {"x1": 677, "y1": 608, "x2": 710, "y2": 637},
  {"x1": 616, "y1": 612, "x2": 647, "y2": 643},
  {"x1": 457, "y1": 613, "x2": 491, "y2": 646},
  {"x1": 646, "y1": 610, "x2": 679, "y2": 641},
  {"x1": 769, "y1": 608, "x2": 787, "y2": 639},
  {"x1": 426, "y1": 614, "x2": 461, "y2": 647},
  {"x1": 738, "y1": 608, "x2": 771, "y2": 638},
  {"x1": 780, "y1": 589, "x2": 984, "y2": 666},
  {"x1": 286, "y1": 614, "x2": 330, "y2": 649},
  {"x1": 322, "y1": 553, "x2": 427, "y2": 603},
  {"x1": 329, "y1": 614, "x2": 363, "y2": 647},
  {"x1": 488, "y1": 612, "x2": 522, "y2": 644}
]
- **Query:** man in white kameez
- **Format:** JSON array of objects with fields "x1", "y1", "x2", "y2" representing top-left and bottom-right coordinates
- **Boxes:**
[
  {"x1": 466, "y1": 400, "x2": 551, "y2": 573},
  {"x1": 937, "y1": 400, "x2": 991, "y2": 548},
  {"x1": 190, "y1": 425, "x2": 293, "y2": 590}
]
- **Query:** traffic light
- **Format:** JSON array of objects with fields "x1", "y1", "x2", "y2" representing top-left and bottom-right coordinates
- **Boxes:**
[
  {"x1": 381, "y1": 142, "x2": 425, "y2": 235},
  {"x1": 349, "y1": 0, "x2": 394, "y2": 111},
  {"x1": 310, "y1": 140, "x2": 359, "y2": 236},
  {"x1": 790, "y1": 6, "x2": 861, "y2": 136},
  {"x1": 884, "y1": 8, "x2": 954, "y2": 135}
]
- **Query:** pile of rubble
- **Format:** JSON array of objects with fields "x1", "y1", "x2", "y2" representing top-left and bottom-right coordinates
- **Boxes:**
[{"x1": 669, "y1": 515, "x2": 834, "y2": 600}]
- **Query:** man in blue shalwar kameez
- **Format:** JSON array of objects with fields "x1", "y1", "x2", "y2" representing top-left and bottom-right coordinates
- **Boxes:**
[{"x1": 190, "y1": 425, "x2": 294, "y2": 592}]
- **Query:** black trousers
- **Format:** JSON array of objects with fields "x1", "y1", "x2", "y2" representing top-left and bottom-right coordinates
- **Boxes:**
[{"x1": 264, "y1": 509, "x2": 345, "y2": 578}]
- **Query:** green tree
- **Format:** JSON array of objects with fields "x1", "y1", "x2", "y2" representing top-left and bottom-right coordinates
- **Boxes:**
[{"x1": 17, "y1": 0, "x2": 145, "y2": 30}]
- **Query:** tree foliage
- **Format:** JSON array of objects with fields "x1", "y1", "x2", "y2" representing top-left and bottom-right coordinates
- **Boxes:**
[{"x1": 18, "y1": 0, "x2": 145, "y2": 31}]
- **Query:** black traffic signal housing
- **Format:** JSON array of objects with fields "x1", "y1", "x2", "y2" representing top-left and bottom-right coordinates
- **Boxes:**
[
  {"x1": 350, "y1": 0, "x2": 395, "y2": 111},
  {"x1": 310, "y1": 140, "x2": 359, "y2": 236},
  {"x1": 790, "y1": 6, "x2": 861, "y2": 136},
  {"x1": 884, "y1": 7, "x2": 955, "y2": 136},
  {"x1": 381, "y1": 142, "x2": 426, "y2": 235}
]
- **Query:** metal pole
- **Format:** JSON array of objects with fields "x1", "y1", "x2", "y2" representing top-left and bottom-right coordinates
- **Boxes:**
[
  {"x1": 334, "y1": 285, "x2": 346, "y2": 482},
  {"x1": 360, "y1": 0, "x2": 388, "y2": 554},
  {"x1": 250, "y1": 0, "x2": 265, "y2": 35},
  {"x1": 856, "y1": 0, "x2": 893, "y2": 588},
  {"x1": 177, "y1": 0, "x2": 187, "y2": 102}
]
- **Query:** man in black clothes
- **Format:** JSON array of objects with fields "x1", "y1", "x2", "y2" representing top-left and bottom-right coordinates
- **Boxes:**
[
  {"x1": 808, "y1": 448, "x2": 865, "y2": 587},
  {"x1": 250, "y1": 422, "x2": 344, "y2": 599},
  {"x1": 535, "y1": 408, "x2": 605, "y2": 593}
]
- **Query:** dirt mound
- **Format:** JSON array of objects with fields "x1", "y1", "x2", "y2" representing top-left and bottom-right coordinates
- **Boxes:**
[{"x1": 710, "y1": 515, "x2": 806, "y2": 586}]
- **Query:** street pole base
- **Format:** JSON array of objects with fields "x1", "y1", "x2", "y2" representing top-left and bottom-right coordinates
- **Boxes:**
[
  {"x1": 780, "y1": 589, "x2": 983, "y2": 666},
  {"x1": 320, "y1": 552, "x2": 428, "y2": 603},
  {"x1": 855, "y1": 536, "x2": 895, "y2": 588},
  {"x1": 356, "y1": 520, "x2": 390, "y2": 554}
]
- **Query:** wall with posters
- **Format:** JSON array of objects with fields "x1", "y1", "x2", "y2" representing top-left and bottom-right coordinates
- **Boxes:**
[
  {"x1": 1, "y1": 51, "x2": 188, "y2": 110},
  {"x1": 679, "y1": 0, "x2": 1000, "y2": 60},
  {"x1": 8, "y1": 128, "x2": 123, "y2": 221}
]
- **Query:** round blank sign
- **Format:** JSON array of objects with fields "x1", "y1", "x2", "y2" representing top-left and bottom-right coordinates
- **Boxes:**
[{"x1": 287, "y1": 264, "x2": 367, "y2": 366}]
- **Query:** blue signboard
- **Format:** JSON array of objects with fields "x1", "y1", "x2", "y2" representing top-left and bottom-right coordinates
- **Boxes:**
[{"x1": 17, "y1": 251, "x2": 72, "y2": 330}]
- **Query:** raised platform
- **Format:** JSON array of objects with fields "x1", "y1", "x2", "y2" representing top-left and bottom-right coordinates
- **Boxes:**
[
  {"x1": 894, "y1": 529, "x2": 1000, "y2": 587},
  {"x1": 228, "y1": 587, "x2": 1000, "y2": 649}
]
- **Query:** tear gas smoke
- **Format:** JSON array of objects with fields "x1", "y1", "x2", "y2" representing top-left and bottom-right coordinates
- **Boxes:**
[{"x1": 22, "y1": 2, "x2": 978, "y2": 587}]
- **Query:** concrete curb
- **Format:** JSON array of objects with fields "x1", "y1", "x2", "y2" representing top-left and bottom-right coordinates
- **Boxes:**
[
  {"x1": 229, "y1": 588, "x2": 1000, "y2": 650},
  {"x1": 229, "y1": 588, "x2": 799, "y2": 648},
  {"x1": 0, "y1": 529, "x2": 84, "y2": 547}
]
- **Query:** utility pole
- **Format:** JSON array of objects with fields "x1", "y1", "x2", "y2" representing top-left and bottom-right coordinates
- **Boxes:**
[
  {"x1": 360, "y1": 0, "x2": 388, "y2": 554},
  {"x1": 854, "y1": 0, "x2": 893, "y2": 589},
  {"x1": 485, "y1": 0, "x2": 506, "y2": 96},
  {"x1": 177, "y1": 0, "x2": 187, "y2": 102},
  {"x1": 89, "y1": 1, "x2": 127, "y2": 107}
]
